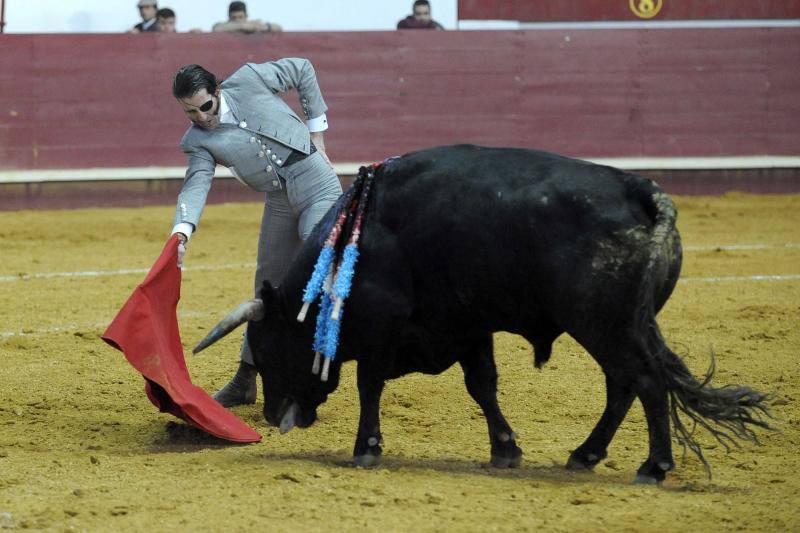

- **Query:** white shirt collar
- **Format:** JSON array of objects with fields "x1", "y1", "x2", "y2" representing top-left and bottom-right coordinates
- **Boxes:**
[{"x1": 218, "y1": 91, "x2": 236, "y2": 124}]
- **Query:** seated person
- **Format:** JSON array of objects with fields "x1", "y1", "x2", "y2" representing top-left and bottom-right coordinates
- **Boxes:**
[
  {"x1": 212, "y1": 1, "x2": 282, "y2": 33},
  {"x1": 130, "y1": 0, "x2": 158, "y2": 33},
  {"x1": 397, "y1": 0, "x2": 444, "y2": 30},
  {"x1": 156, "y1": 7, "x2": 202, "y2": 33},
  {"x1": 156, "y1": 7, "x2": 176, "y2": 32}
]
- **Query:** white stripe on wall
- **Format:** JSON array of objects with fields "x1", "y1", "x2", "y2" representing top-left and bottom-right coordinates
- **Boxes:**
[
  {"x1": 459, "y1": 19, "x2": 800, "y2": 31},
  {"x1": 1, "y1": 156, "x2": 799, "y2": 184}
]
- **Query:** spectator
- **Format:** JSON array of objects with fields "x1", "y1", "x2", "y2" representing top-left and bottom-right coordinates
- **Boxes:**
[
  {"x1": 397, "y1": 0, "x2": 444, "y2": 30},
  {"x1": 156, "y1": 8, "x2": 176, "y2": 33},
  {"x1": 130, "y1": 0, "x2": 158, "y2": 33},
  {"x1": 156, "y1": 7, "x2": 202, "y2": 33},
  {"x1": 212, "y1": 1, "x2": 283, "y2": 33}
]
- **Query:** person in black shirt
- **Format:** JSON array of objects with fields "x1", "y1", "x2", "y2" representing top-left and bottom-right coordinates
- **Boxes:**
[{"x1": 397, "y1": 0, "x2": 444, "y2": 30}]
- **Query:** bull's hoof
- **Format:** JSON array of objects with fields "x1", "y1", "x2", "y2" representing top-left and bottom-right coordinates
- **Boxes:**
[
  {"x1": 633, "y1": 458, "x2": 673, "y2": 485},
  {"x1": 490, "y1": 453, "x2": 522, "y2": 468},
  {"x1": 352, "y1": 434, "x2": 383, "y2": 468},
  {"x1": 489, "y1": 437, "x2": 522, "y2": 469},
  {"x1": 633, "y1": 473, "x2": 662, "y2": 485},
  {"x1": 566, "y1": 456, "x2": 594, "y2": 471},
  {"x1": 566, "y1": 450, "x2": 606, "y2": 471},
  {"x1": 353, "y1": 453, "x2": 381, "y2": 468}
]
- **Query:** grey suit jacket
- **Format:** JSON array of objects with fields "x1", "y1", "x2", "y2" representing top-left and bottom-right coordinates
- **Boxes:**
[{"x1": 173, "y1": 57, "x2": 328, "y2": 229}]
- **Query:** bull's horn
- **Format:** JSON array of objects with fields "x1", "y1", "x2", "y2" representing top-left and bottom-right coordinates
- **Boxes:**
[
  {"x1": 192, "y1": 299, "x2": 265, "y2": 354},
  {"x1": 279, "y1": 401, "x2": 300, "y2": 434}
]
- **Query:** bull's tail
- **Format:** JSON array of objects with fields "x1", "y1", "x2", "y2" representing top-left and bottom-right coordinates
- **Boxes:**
[
  {"x1": 633, "y1": 177, "x2": 772, "y2": 473},
  {"x1": 647, "y1": 325, "x2": 772, "y2": 474}
]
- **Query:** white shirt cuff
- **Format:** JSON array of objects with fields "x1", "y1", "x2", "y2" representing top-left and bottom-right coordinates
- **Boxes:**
[
  {"x1": 306, "y1": 113, "x2": 328, "y2": 133},
  {"x1": 171, "y1": 222, "x2": 195, "y2": 241}
]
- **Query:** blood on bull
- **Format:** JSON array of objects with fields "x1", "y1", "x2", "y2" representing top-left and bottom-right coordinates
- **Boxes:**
[{"x1": 195, "y1": 144, "x2": 771, "y2": 484}]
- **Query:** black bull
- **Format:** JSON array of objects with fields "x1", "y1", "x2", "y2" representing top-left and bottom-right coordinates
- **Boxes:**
[{"x1": 196, "y1": 145, "x2": 770, "y2": 483}]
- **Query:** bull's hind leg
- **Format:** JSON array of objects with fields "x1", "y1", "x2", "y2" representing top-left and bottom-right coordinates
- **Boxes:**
[
  {"x1": 571, "y1": 336, "x2": 675, "y2": 483},
  {"x1": 633, "y1": 370, "x2": 675, "y2": 484},
  {"x1": 459, "y1": 335, "x2": 523, "y2": 468},
  {"x1": 567, "y1": 374, "x2": 636, "y2": 470}
]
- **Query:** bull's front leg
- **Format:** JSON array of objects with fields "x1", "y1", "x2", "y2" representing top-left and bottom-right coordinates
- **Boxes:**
[
  {"x1": 352, "y1": 363, "x2": 385, "y2": 467},
  {"x1": 460, "y1": 336, "x2": 523, "y2": 468}
]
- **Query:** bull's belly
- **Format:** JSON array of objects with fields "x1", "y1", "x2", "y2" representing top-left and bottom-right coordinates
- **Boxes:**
[
  {"x1": 385, "y1": 325, "x2": 480, "y2": 378},
  {"x1": 392, "y1": 349, "x2": 458, "y2": 377}
]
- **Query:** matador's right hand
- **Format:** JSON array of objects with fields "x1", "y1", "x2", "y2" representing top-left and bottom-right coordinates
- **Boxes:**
[{"x1": 176, "y1": 234, "x2": 188, "y2": 268}]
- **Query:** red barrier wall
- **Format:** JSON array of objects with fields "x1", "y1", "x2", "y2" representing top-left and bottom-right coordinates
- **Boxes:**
[
  {"x1": 0, "y1": 29, "x2": 798, "y2": 171},
  {"x1": 458, "y1": 0, "x2": 800, "y2": 21}
]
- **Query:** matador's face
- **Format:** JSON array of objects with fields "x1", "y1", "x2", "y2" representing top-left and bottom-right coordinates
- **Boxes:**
[{"x1": 178, "y1": 88, "x2": 220, "y2": 130}]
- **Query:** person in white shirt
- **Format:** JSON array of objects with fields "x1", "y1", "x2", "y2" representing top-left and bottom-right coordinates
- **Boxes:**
[{"x1": 171, "y1": 59, "x2": 341, "y2": 407}]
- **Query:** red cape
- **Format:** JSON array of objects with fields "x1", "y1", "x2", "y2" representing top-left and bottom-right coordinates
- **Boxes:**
[{"x1": 102, "y1": 235, "x2": 261, "y2": 443}]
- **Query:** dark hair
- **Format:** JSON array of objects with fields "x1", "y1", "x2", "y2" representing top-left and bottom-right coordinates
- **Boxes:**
[
  {"x1": 172, "y1": 64, "x2": 218, "y2": 99},
  {"x1": 229, "y1": 1, "x2": 247, "y2": 14},
  {"x1": 413, "y1": 0, "x2": 430, "y2": 8},
  {"x1": 156, "y1": 7, "x2": 175, "y2": 19}
]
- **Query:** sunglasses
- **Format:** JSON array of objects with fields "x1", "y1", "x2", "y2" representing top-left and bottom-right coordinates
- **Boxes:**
[{"x1": 197, "y1": 99, "x2": 214, "y2": 112}]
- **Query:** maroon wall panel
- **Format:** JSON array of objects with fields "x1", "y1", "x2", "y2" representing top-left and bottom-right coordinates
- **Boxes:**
[
  {"x1": 0, "y1": 29, "x2": 798, "y2": 171},
  {"x1": 458, "y1": 0, "x2": 800, "y2": 22}
]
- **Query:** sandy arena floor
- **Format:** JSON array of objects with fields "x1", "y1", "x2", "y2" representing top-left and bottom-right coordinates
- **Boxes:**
[{"x1": 0, "y1": 192, "x2": 798, "y2": 531}]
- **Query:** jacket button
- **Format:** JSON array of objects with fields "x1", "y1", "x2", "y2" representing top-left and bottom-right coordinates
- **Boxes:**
[
  {"x1": 266, "y1": 165, "x2": 273, "y2": 172},
  {"x1": 266, "y1": 148, "x2": 271, "y2": 154},
  {"x1": 271, "y1": 154, "x2": 277, "y2": 161},
  {"x1": 272, "y1": 180, "x2": 279, "y2": 187},
  {"x1": 249, "y1": 137, "x2": 256, "y2": 144},
  {"x1": 239, "y1": 121, "x2": 247, "y2": 128},
  {"x1": 258, "y1": 151, "x2": 265, "y2": 158},
  {"x1": 276, "y1": 159, "x2": 283, "y2": 165}
]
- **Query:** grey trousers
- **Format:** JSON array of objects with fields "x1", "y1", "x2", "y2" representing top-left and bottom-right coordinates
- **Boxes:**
[{"x1": 240, "y1": 151, "x2": 343, "y2": 365}]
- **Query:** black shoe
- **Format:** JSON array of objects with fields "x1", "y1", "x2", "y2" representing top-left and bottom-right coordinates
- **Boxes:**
[{"x1": 213, "y1": 361, "x2": 258, "y2": 407}]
